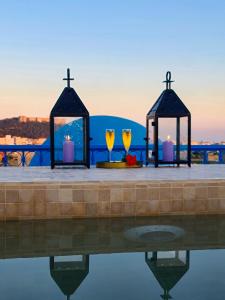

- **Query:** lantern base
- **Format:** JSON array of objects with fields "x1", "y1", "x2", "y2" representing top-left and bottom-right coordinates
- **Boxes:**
[
  {"x1": 146, "y1": 159, "x2": 191, "y2": 168},
  {"x1": 158, "y1": 159, "x2": 190, "y2": 165},
  {"x1": 51, "y1": 161, "x2": 90, "y2": 169}
]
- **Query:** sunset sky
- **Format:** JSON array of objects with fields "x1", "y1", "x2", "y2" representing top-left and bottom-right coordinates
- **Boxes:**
[{"x1": 0, "y1": 0, "x2": 225, "y2": 141}]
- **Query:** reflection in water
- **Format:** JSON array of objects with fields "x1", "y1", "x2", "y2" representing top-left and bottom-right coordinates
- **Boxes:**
[
  {"x1": 2, "y1": 215, "x2": 225, "y2": 299},
  {"x1": 124, "y1": 225, "x2": 185, "y2": 243},
  {"x1": 1, "y1": 215, "x2": 225, "y2": 258},
  {"x1": 48, "y1": 251, "x2": 190, "y2": 300},
  {"x1": 50, "y1": 255, "x2": 89, "y2": 300},
  {"x1": 145, "y1": 251, "x2": 190, "y2": 299}
]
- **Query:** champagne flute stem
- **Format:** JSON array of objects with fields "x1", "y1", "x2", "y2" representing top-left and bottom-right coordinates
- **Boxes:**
[{"x1": 109, "y1": 150, "x2": 111, "y2": 162}]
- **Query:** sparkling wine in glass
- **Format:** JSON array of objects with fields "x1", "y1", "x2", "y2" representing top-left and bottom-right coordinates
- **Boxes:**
[
  {"x1": 105, "y1": 129, "x2": 115, "y2": 162},
  {"x1": 122, "y1": 129, "x2": 132, "y2": 155}
]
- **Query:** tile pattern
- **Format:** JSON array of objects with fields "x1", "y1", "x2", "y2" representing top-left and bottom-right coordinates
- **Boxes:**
[
  {"x1": 0, "y1": 178, "x2": 225, "y2": 220},
  {"x1": 0, "y1": 165, "x2": 225, "y2": 220}
]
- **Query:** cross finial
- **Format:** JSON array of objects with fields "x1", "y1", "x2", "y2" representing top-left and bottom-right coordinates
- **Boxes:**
[
  {"x1": 63, "y1": 68, "x2": 74, "y2": 88},
  {"x1": 161, "y1": 289, "x2": 172, "y2": 299},
  {"x1": 163, "y1": 71, "x2": 174, "y2": 89}
]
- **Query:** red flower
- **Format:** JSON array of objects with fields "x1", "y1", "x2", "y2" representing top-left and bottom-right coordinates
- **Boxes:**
[{"x1": 126, "y1": 154, "x2": 137, "y2": 166}]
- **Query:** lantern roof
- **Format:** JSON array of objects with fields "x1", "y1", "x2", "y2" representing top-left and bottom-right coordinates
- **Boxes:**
[
  {"x1": 148, "y1": 263, "x2": 189, "y2": 292},
  {"x1": 146, "y1": 254, "x2": 189, "y2": 300},
  {"x1": 50, "y1": 68, "x2": 89, "y2": 117},
  {"x1": 147, "y1": 72, "x2": 190, "y2": 118},
  {"x1": 50, "y1": 259, "x2": 89, "y2": 299}
]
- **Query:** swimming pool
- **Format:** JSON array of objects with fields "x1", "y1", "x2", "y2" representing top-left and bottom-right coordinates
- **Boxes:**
[{"x1": 1, "y1": 215, "x2": 225, "y2": 300}]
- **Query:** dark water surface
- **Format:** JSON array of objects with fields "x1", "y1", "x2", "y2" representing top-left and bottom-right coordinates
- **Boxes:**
[{"x1": 1, "y1": 215, "x2": 225, "y2": 300}]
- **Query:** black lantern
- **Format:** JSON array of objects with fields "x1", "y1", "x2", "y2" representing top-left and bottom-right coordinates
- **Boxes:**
[
  {"x1": 146, "y1": 72, "x2": 191, "y2": 167},
  {"x1": 50, "y1": 255, "x2": 89, "y2": 300},
  {"x1": 145, "y1": 250, "x2": 190, "y2": 300},
  {"x1": 50, "y1": 68, "x2": 90, "y2": 169}
]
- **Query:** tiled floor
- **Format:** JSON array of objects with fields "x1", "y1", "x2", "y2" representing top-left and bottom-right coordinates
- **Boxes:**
[{"x1": 0, "y1": 165, "x2": 225, "y2": 183}]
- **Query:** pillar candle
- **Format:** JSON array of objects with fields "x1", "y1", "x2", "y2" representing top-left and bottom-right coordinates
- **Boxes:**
[
  {"x1": 63, "y1": 136, "x2": 74, "y2": 163},
  {"x1": 162, "y1": 136, "x2": 174, "y2": 161}
]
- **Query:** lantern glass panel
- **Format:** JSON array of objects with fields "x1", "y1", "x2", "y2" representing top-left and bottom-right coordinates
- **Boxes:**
[
  {"x1": 157, "y1": 251, "x2": 177, "y2": 259},
  {"x1": 54, "y1": 255, "x2": 83, "y2": 263},
  {"x1": 176, "y1": 250, "x2": 188, "y2": 264},
  {"x1": 53, "y1": 117, "x2": 84, "y2": 163},
  {"x1": 148, "y1": 119, "x2": 154, "y2": 161},
  {"x1": 180, "y1": 117, "x2": 188, "y2": 161},
  {"x1": 147, "y1": 251, "x2": 187, "y2": 266},
  {"x1": 157, "y1": 251, "x2": 187, "y2": 264},
  {"x1": 158, "y1": 118, "x2": 176, "y2": 162},
  {"x1": 146, "y1": 251, "x2": 153, "y2": 260}
]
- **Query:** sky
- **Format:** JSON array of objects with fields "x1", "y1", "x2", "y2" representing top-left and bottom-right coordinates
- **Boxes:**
[{"x1": 0, "y1": 0, "x2": 225, "y2": 141}]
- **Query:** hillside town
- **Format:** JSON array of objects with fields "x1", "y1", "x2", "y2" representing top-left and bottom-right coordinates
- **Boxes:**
[{"x1": 0, "y1": 116, "x2": 65, "y2": 145}]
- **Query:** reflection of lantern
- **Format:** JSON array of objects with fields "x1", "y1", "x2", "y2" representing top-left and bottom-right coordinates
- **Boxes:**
[
  {"x1": 50, "y1": 68, "x2": 90, "y2": 169},
  {"x1": 50, "y1": 255, "x2": 89, "y2": 300},
  {"x1": 146, "y1": 71, "x2": 191, "y2": 167},
  {"x1": 145, "y1": 251, "x2": 190, "y2": 300}
]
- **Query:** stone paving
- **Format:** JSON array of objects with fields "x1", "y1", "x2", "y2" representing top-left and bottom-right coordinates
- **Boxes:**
[{"x1": 0, "y1": 165, "x2": 225, "y2": 183}]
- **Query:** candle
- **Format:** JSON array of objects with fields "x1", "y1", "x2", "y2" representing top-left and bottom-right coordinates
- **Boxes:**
[
  {"x1": 63, "y1": 135, "x2": 74, "y2": 163},
  {"x1": 162, "y1": 135, "x2": 174, "y2": 161}
]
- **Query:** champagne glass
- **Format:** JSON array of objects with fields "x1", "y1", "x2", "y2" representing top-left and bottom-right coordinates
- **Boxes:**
[
  {"x1": 105, "y1": 129, "x2": 115, "y2": 162},
  {"x1": 122, "y1": 129, "x2": 132, "y2": 155}
]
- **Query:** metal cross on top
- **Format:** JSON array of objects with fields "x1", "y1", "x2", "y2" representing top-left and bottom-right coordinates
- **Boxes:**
[
  {"x1": 163, "y1": 71, "x2": 174, "y2": 89},
  {"x1": 63, "y1": 68, "x2": 74, "y2": 88}
]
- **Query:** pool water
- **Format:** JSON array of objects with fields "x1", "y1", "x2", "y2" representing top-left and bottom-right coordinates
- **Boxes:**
[{"x1": 1, "y1": 215, "x2": 225, "y2": 300}]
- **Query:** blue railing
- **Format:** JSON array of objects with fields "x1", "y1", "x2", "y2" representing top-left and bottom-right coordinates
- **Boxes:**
[
  {"x1": 0, "y1": 144, "x2": 224, "y2": 166},
  {"x1": 0, "y1": 145, "x2": 50, "y2": 167}
]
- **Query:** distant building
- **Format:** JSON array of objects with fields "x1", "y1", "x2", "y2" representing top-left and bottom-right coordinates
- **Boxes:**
[
  {"x1": 18, "y1": 115, "x2": 65, "y2": 125},
  {"x1": 0, "y1": 135, "x2": 46, "y2": 145},
  {"x1": 18, "y1": 116, "x2": 49, "y2": 123},
  {"x1": 0, "y1": 135, "x2": 15, "y2": 145}
]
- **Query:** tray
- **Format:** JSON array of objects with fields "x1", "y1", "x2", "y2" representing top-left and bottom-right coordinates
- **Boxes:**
[{"x1": 96, "y1": 161, "x2": 143, "y2": 169}]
